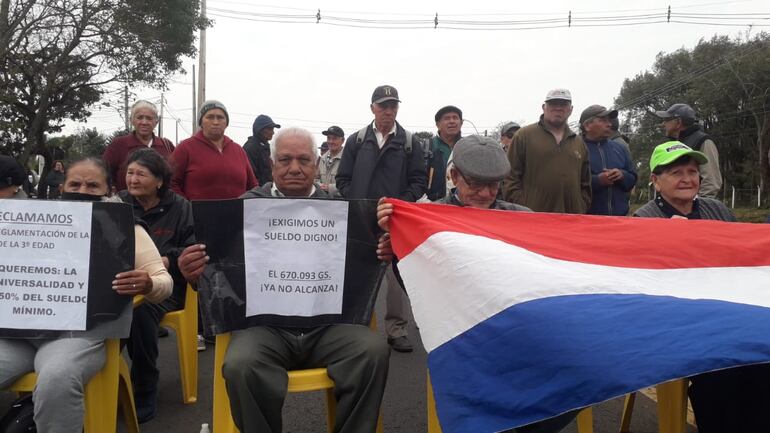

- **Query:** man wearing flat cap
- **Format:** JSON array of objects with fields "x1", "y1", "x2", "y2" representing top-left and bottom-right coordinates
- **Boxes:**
[
  {"x1": 655, "y1": 103, "x2": 722, "y2": 198},
  {"x1": 0, "y1": 155, "x2": 27, "y2": 199},
  {"x1": 580, "y1": 105, "x2": 637, "y2": 216},
  {"x1": 317, "y1": 125, "x2": 345, "y2": 195},
  {"x1": 503, "y1": 88, "x2": 591, "y2": 214},
  {"x1": 426, "y1": 105, "x2": 463, "y2": 201},
  {"x1": 336, "y1": 84, "x2": 427, "y2": 353}
]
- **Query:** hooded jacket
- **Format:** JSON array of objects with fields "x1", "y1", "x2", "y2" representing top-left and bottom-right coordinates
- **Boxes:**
[
  {"x1": 584, "y1": 137, "x2": 637, "y2": 216},
  {"x1": 243, "y1": 115, "x2": 276, "y2": 186}
]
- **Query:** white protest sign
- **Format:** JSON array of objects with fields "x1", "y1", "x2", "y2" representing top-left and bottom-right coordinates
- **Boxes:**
[
  {"x1": 0, "y1": 200, "x2": 92, "y2": 330},
  {"x1": 243, "y1": 199, "x2": 348, "y2": 317}
]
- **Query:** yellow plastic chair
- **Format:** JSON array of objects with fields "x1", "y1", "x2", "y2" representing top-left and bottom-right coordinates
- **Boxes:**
[
  {"x1": 426, "y1": 371, "x2": 594, "y2": 433},
  {"x1": 619, "y1": 379, "x2": 688, "y2": 433},
  {"x1": 6, "y1": 339, "x2": 139, "y2": 433},
  {"x1": 212, "y1": 316, "x2": 384, "y2": 433},
  {"x1": 159, "y1": 284, "x2": 199, "y2": 404},
  {"x1": 133, "y1": 284, "x2": 198, "y2": 404}
]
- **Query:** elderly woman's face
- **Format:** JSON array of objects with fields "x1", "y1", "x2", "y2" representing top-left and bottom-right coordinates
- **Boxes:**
[
  {"x1": 652, "y1": 159, "x2": 700, "y2": 203},
  {"x1": 63, "y1": 162, "x2": 109, "y2": 196},
  {"x1": 131, "y1": 108, "x2": 158, "y2": 138}
]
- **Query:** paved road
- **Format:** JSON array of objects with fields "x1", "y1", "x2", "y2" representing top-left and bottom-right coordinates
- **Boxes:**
[{"x1": 1, "y1": 288, "x2": 696, "y2": 432}]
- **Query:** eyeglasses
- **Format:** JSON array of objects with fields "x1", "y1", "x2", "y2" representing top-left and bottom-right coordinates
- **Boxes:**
[
  {"x1": 459, "y1": 172, "x2": 499, "y2": 193},
  {"x1": 502, "y1": 132, "x2": 514, "y2": 139}
]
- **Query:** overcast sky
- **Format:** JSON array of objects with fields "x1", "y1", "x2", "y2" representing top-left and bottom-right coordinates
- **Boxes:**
[{"x1": 63, "y1": 0, "x2": 769, "y2": 146}]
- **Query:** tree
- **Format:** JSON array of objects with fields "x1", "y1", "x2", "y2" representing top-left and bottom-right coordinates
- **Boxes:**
[
  {"x1": 0, "y1": 0, "x2": 209, "y2": 196},
  {"x1": 615, "y1": 33, "x2": 770, "y2": 202}
]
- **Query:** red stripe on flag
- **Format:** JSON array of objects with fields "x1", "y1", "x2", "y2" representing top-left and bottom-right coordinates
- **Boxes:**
[{"x1": 386, "y1": 199, "x2": 770, "y2": 269}]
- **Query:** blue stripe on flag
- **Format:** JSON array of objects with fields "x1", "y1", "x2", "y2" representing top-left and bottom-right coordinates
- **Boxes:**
[{"x1": 428, "y1": 294, "x2": 770, "y2": 433}]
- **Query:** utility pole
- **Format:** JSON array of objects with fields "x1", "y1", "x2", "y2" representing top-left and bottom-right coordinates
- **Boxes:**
[
  {"x1": 192, "y1": 65, "x2": 197, "y2": 133},
  {"x1": 196, "y1": 0, "x2": 207, "y2": 124},
  {"x1": 124, "y1": 86, "x2": 129, "y2": 131},
  {"x1": 176, "y1": 119, "x2": 180, "y2": 144},
  {"x1": 159, "y1": 93, "x2": 164, "y2": 137}
]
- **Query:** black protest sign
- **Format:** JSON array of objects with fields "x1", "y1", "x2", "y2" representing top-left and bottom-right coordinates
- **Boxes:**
[
  {"x1": 0, "y1": 200, "x2": 134, "y2": 338},
  {"x1": 193, "y1": 197, "x2": 385, "y2": 335}
]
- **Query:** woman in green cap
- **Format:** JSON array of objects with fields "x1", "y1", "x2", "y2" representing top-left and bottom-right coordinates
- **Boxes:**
[
  {"x1": 634, "y1": 140, "x2": 734, "y2": 220},
  {"x1": 635, "y1": 140, "x2": 770, "y2": 433}
]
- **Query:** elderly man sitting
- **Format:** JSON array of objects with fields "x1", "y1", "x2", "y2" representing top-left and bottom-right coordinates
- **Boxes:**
[
  {"x1": 178, "y1": 127, "x2": 391, "y2": 433},
  {"x1": 377, "y1": 135, "x2": 579, "y2": 433}
]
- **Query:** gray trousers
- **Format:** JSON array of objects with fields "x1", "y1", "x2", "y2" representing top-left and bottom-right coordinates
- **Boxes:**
[
  {"x1": 222, "y1": 324, "x2": 390, "y2": 433},
  {"x1": 0, "y1": 337, "x2": 105, "y2": 433},
  {"x1": 383, "y1": 264, "x2": 412, "y2": 339}
]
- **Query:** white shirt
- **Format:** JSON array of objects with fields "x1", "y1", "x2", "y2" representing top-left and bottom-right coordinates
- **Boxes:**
[
  {"x1": 270, "y1": 183, "x2": 316, "y2": 197},
  {"x1": 372, "y1": 121, "x2": 397, "y2": 149}
]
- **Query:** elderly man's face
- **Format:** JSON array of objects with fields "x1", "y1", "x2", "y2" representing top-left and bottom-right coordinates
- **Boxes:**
[
  {"x1": 326, "y1": 135, "x2": 344, "y2": 154},
  {"x1": 584, "y1": 116, "x2": 612, "y2": 140},
  {"x1": 450, "y1": 168, "x2": 499, "y2": 209},
  {"x1": 542, "y1": 100, "x2": 572, "y2": 127},
  {"x1": 272, "y1": 134, "x2": 317, "y2": 197},
  {"x1": 436, "y1": 112, "x2": 463, "y2": 139},
  {"x1": 662, "y1": 117, "x2": 682, "y2": 138},
  {"x1": 371, "y1": 101, "x2": 399, "y2": 131},
  {"x1": 652, "y1": 159, "x2": 700, "y2": 205}
]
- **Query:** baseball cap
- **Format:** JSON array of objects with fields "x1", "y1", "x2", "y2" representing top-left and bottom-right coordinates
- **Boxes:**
[
  {"x1": 452, "y1": 135, "x2": 510, "y2": 182},
  {"x1": 545, "y1": 88, "x2": 572, "y2": 102},
  {"x1": 655, "y1": 103, "x2": 696, "y2": 122},
  {"x1": 434, "y1": 105, "x2": 463, "y2": 122},
  {"x1": 371, "y1": 85, "x2": 400, "y2": 104},
  {"x1": 579, "y1": 105, "x2": 618, "y2": 125},
  {"x1": 321, "y1": 126, "x2": 345, "y2": 138},
  {"x1": 0, "y1": 155, "x2": 26, "y2": 188},
  {"x1": 500, "y1": 122, "x2": 521, "y2": 136},
  {"x1": 649, "y1": 141, "x2": 708, "y2": 173}
]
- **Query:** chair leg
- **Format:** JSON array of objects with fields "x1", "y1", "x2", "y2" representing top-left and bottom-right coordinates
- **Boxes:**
[
  {"x1": 577, "y1": 407, "x2": 594, "y2": 433},
  {"x1": 84, "y1": 339, "x2": 120, "y2": 433},
  {"x1": 427, "y1": 372, "x2": 442, "y2": 433},
  {"x1": 170, "y1": 318, "x2": 198, "y2": 404},
  {"x1": 118, "y1": 358, "x2": 139, "y2": 433},
  {"x1": 620, "y1": 392, "x2": 637, "y2": 433},
  {"x1": 656, "y1": 379, "x2": 688, "y2": 433},
  {"x1": 325, "y1": 388, "x2": 336, "y2": 433},
  {"x1": 213, "y1": 334, "x2": 239, "y2": 433}
]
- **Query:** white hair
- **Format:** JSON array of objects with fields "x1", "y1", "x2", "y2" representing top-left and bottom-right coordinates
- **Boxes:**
[
  {"x1": 130, "y1": 100, "x2": 159, "y2": 121},
  {"x1": 270, "y1": 127, "x2": 318, "y2": 162}
]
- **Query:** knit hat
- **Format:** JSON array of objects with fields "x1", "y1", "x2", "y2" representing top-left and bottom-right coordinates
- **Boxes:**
[{"x1": 198, "y1": 100, "x2": 229, "y2": 126}]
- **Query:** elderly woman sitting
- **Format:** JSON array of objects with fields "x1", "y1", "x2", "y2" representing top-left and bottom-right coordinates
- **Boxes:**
[{"x1": 635, "y1": 141, "x2": 770, "y2": 433}]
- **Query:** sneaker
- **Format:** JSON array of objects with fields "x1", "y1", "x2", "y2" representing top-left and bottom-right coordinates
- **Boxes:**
[
  {"x1": 197, "y1": 334, "x2": 206, "y2": 352},
  {"x1": 387, "y1": 335, "x2": 414, "y2": 353}
]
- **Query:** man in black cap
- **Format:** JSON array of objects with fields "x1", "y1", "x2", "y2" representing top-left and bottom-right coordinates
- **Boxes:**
[
  {"x1": 0, "y1": 155, "x2": 27, "y2": 199},
  {"x1": 580, "y1": 105, "x2": 637, "y2": 216},
  {"x1": 317, "y1": 126, "x2": 345, "y2": 195},
  {"x1": 336, "y1": 84, "x2": 427, "y2": 353},
  {"x1": 499, "y1": 122, "x2": 521, "y2": 152},
  {"x1": 426, "y1": 105, "x2": 463, "y2": 201},
  {"x1": 243, "y1": 114, "x2": 281, "y2": 186},
  {"x1": 655, "y1": 103, "x2": 722, "y2": 198}
]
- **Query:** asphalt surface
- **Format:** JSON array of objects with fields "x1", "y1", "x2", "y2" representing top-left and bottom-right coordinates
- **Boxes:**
[{"x1": 0, "y1": 287, "x2": 697, "y2": 433}]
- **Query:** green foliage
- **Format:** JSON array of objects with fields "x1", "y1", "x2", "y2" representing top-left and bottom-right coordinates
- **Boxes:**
[
  {"x1": 0, "y1": 0, "x2": 209, "y2": 165},
  {"x1": 615, "y1": 33, "x2": 770, "y2": 193},
  {"x1": 47, "y1": 128, "x2": 110, "y2": 161}
]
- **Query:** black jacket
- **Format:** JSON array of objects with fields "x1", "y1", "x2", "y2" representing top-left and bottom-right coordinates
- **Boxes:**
[
  {"x1": 243, "y1": 137, "x2": 272, "y2": 186},
  {"x1": 119, "y1": 189, "x2": 196, "y2": 304},
  {"x1": 335, "y1": 122, "x2": 427, "y2": 201}
]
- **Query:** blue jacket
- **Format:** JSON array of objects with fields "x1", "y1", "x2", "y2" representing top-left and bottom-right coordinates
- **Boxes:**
[{"x1": 584, "y1": 137, "x2": 637, "y2": 216}]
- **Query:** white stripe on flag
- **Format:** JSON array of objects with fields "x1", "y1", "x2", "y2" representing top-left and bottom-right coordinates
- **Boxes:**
[{"x1": 398, "y1": 231, "x2": 770, "y2": 352}]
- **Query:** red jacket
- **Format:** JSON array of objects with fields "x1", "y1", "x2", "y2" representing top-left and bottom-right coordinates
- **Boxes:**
[
  {"x1": 170, "y1": 130, "x2": 258, "y2": 200},
  {"x1": 103, "y1": 133, "x2": 175, "y2": 191}
]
